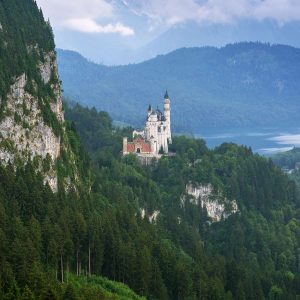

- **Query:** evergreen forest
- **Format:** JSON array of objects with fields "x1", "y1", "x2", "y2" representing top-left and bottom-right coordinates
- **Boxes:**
[{"x1": 1, "y1": 102, "x2": 300, "y2": 299}]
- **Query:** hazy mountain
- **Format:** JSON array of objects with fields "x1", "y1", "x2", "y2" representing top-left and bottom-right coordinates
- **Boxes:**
[
  {"x1": 57, "y1": 42, "x2": 300, "y2": 132},
  {"x1": 136, "y1": 21, "x2": 300, "y2": 62},
  {"x1": 54, "y1": 18, "x2": 300, "y2": 65}
]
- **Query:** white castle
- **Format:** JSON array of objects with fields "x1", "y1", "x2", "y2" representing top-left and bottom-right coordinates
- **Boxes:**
[{"x1": 123, "y1": 91, "x2": 172, "y2": 158}]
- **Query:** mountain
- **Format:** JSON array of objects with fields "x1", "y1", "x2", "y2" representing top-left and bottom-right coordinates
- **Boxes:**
[
  {"x1": 0, "y1": 0, "x2": 81, "y2": 192},
  {"x1": 135, "y1": 20, "x2": 300, "y2": 63},
  {"x1": 57, "y1": 43, "x2": 300, "y2": 133}
]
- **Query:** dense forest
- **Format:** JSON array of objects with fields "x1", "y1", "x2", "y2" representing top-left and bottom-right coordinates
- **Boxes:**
[
  {"x1": 58, "y1": 43, "x2": 300, "y2": 131},
  {"x1": 1, "y1": 100, "x2": 300, "y2": 299},
  {"x1": 0, "y1": 0, "x2": 54, "y2": 106}
]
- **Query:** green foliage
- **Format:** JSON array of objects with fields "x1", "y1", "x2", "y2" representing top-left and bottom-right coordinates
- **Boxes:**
[
  {"x1": 0, "y1": 0, "x2": 55, "y2": 104},
  {"x1": 1, "y1": 102, "x2": 300, "y2": 299},
  {"x1": 0, "y1": 0, "x2": 63, "y2": 138},
  {"x1": 64, "y1": 102, "x2": 131, "y2": 157},
  {"x1": 21, "y1": 286, "x2": 35, "y2": 300},
  {"x1": 63, "y1": 103, "x2": 300, "y2": 299},
  {"x1": 66, "y1": 274, "x2": 146, "y2": 300},
  {"x1": 39, "y1": 100, "x2": 62, "y2": 137}
]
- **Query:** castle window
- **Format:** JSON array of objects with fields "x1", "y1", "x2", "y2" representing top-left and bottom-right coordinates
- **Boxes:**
[
  {"x1": 158, "y1": 127, "x2": 161, "y2": 132},
  {"x1": 136, "y1": 148, "x2": 141, "y2": 153}
]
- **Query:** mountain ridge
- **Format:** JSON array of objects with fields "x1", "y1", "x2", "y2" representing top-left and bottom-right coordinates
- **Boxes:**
[{"x1": 57, "y1": 42, "x2": 300, "y2": 132}]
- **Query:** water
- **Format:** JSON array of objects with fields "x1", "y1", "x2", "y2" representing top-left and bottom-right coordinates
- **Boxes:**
[{"x1": 194, "y1": 127, "x2": 300, "y2": 155}]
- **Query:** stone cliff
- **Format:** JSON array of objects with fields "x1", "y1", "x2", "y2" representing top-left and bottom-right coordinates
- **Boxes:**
[
  {"x1": 183, "y1": 183, "x2": 238, "y2": 222},
  {"x1": 0, "y1": 51, "x2": 65, "y2": 191}
]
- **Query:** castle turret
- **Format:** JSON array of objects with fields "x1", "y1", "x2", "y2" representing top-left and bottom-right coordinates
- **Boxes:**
[
  {"x1": 147, "y1": 104, "x2": 152, "y2": 118},
  {"x1": 164, "y1": 90, "x2": 172, "y2": 144},
  {"x1": 123, "y1": 137, "x2": 128, "y2": 155}
]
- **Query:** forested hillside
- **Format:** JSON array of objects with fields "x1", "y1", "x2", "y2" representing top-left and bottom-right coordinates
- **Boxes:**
[
  {"x1": 62, "y1": 103, "x2": 300, "y2": 299},
  {"x1": 58, "y1": 43, "x2": 300, "y2": 131},
  {"x1": 272, "y1": 148, "x2": 300, "y2": 190},
  {"x1": 2, "y1": 98, "x2": 300, "y2": 298},
  {"x1": 0, "y1": 0, "x2": 144, "y2": 298},
  {"x1": 0, "y1": 0, "x2": 54, "y2": 102},
  {"x1": 272, "y1": 148, "x2": 300, "y2": 170}
]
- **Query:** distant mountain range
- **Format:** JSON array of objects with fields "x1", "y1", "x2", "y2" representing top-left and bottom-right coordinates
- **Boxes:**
[
  {"x1": 56, "y1": 20, "x2": 300, "y2": 65},
  {"x1": 134, "y1": 21, "x2": 300, "y2": 64},
  {"x1": 57, "y1": 42, "x2": 300, "y2": 133}
]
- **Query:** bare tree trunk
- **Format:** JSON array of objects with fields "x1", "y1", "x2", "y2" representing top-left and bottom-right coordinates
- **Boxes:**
[
  {"x1": 67, "y1": 261, "x2": 69, "y2": 283},
  {"x1": 88, "y1": 245, "x2": 91, "y2": 277},
  {"x1": 46, "y1": 248, "x2": 49, "y2": 269},
  {"x1": 79, "y1": 260, "x2": 81, "y2": 276},
  {"x1": 76, "y1": 249, "x2": 79, "y2": 276},
  {"x1": 61, "y1": 252, "x2": 64, "y2": 283}
]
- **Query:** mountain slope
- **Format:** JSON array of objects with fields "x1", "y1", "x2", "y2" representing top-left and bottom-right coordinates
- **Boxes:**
[
  {"x1": 0, "y1": 0, "x2": 82, "y2": 191},
  {"x1": 0, "y1": 1, "x2": 145, "y2": 299},
  {"x1": 58, "y1": 43, "x2": 300, "y2": 132},
  {"x1": 65, "y1": 103, "x2": 300, "y2": 299}
]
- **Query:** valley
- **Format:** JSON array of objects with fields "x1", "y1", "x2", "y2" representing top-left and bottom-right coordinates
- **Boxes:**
[{"x1": 195, "y1": 127, "x2": 300, "y2": 154}]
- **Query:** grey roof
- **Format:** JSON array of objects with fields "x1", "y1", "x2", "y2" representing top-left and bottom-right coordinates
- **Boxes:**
[{"x1": 164, "y1": 90, "x2": 169, "y2": 99}]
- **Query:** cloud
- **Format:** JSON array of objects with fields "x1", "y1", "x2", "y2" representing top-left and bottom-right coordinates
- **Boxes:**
[
  {"x1": 269, "y1": 134, "x2": 300, "y2": 145},
  {"x1": 122, "y1": 0, "x2": 300, "y2": 28},
  {"x1": 64, "y1": 18, "x2": 134, "y2": 36},
  {"x1": 259, "y1": 147, "x2": 293, "y2": 154},
  {"x1": 36, "y1": 0, "x2": 134, "y2": 36}
]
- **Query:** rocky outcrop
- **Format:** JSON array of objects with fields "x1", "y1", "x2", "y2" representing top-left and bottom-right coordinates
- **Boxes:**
[
  {"x1": 183, "y1": 183, "x2": 238, "y2": 222},
  {"x1": 139, "y1": 208, "x2": 160, "y2": 224},
  {"x1": 39, "y1": 51, "x2": 64, "y2": 123},
  {"x1": 0, "y1": 51, "x2": 64, "y2": 191}
]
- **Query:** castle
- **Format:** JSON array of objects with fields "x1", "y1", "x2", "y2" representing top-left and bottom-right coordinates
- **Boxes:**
[{"x1": 123, "y1": 91, "x2": 172, "y2": 158}]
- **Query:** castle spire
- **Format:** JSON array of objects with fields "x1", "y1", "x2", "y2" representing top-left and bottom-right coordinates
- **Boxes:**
[{"x1": 164, "y1": 90, "x2": 169, "y2": 99}]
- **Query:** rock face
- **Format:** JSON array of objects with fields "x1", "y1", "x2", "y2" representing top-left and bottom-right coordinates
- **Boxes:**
[
  {"x1": 183, "y1": 183, "x2": 238, "y2": 222},
  {"x1": 0, "y1": 51, "x2": 64, "y2": 191},
  {"x1": 139, "y1": 208, "x2": 160, "y2": 224},
  {"x1": 39, "y1": 51, "x2": 65, "y2": 123}
]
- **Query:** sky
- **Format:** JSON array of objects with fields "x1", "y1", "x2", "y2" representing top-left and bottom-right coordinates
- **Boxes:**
[{"x1": 36, "y1": 0, "x2": 300, "y2": 65}]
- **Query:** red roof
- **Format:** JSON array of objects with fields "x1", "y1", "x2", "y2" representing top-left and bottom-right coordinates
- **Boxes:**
[
  {"x1": 126, "y1": 139, "x2": 152, "y2": 154},
  {"x1": 141, "y1": 143, "x2": 151, "y2": 153},
  {"x1": 127, "y1": 143, "x2": 135, "y2": 152}
]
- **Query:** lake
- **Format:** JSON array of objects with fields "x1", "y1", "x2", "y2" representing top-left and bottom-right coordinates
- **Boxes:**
[{"x1": 193, "y1": 127, "x2": 300, "y2": 155}]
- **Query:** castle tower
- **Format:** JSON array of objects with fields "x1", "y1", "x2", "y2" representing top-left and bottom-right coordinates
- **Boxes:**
[
  {"x1": 164, "y1": 90, "x2": 172, "y2": 144},
  {"x1": 148, "y1": 104, "x2": 152, "y2": 118},
  {"x1": 123, "y1": 137, "x2": 128, "y2": 155}
]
